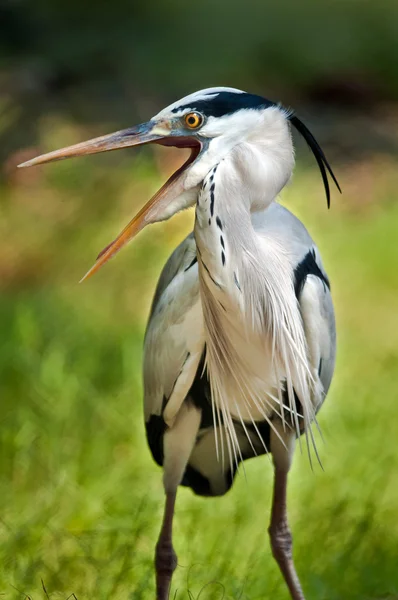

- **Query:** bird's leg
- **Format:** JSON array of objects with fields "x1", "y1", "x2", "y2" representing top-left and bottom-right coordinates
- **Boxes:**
[
  {"x1": 269, "y1": 466, "x2": 305, "y2": 600},
  {"x1": 269, "y1": 426, "x2": 305, "y2": 600},
  {"x1": 155, "y1": 491, "x2": 177, "y2": 600},
  {"x1": 155, "y1": 401, "x2": 201, "y2": 600}
]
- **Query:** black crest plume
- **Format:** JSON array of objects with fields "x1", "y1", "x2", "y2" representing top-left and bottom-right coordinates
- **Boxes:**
[{"x1": 288, "y1": 115, "x2": 341, "y2": 208}]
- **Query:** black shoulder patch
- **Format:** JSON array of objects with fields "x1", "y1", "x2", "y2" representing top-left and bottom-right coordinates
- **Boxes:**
[
  {"x1": 172, "y1": 92, "x2": 275, "y2": 119},
  {"x1": 294, "y1": 249, "x2": 330, "y2": 299}
]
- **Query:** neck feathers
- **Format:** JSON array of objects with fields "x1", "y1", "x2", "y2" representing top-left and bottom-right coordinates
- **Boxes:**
[{"x1": 194, "y1": 148, "x2": 316, "y2": 472}]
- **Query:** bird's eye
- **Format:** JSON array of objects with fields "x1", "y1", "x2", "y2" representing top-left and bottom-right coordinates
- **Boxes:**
[{"x1": 184, "y1": 112, "x2": 204, "y2": 129}]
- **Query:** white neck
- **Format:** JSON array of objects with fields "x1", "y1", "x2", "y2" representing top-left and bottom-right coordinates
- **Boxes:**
[
  {"x1": 186, "y1": 105, "x2": 295, "y2": 213},
  {"x1": 193, "y1": 132, "x2": 314, "y2": 469},
  {"x1": 194, "y1": 113, "x2": 295, "y2": 272}
]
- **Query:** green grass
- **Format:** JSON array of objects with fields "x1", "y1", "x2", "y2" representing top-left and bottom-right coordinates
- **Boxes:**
[{"x1": 1, "y1": 152, "x2": 398, "y2": 599}]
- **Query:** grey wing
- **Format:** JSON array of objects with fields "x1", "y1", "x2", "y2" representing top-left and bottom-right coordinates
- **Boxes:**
[
  {"x1": 143, "y1": 232, "x2": 205, "y2": 427},
  {"x1": 298, "y1": 260, "x2": 336, "y2": 402},
  {"x1": 292, "y1": 242, "x2": 336, "y2": 406},
  {"x1": 254, "y1": 203, "x2": 336, "y2": 403}
]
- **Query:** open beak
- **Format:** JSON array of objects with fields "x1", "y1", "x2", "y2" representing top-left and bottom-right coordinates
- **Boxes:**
[{"x1": 18, "y1": 121, "x2": 201, "y2": 281}]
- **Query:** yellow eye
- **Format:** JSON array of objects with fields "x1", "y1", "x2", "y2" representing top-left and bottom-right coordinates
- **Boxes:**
[{"x1": 184, "y1": 112, "x2": 203, "y2": 129}]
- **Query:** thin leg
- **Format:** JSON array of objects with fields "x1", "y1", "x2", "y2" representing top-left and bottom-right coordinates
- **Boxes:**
[
  {"x1": 155, "y1": 491, "x2": 177, "y2": 600},
  {"x1": 154, "y1": 401, "x2": 201, "y2": 600},
  {"x1": 268, "y1": 467, "x2": 305, "y2": 600}
]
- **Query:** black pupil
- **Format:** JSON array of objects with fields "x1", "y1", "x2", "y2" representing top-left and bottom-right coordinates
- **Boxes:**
[{"x1": 188, "y1": 115, "x2": 197, "y2": 125}]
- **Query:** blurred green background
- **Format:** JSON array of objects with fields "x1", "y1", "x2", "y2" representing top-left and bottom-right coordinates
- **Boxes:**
[{"x1": 1, "y1": 1, "x2": 398, "y2": 598}]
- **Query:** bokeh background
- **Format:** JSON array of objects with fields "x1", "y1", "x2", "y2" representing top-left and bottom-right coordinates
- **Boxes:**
[{"x1": 1, "y1": 1, "x2": 398, "y2": 598}]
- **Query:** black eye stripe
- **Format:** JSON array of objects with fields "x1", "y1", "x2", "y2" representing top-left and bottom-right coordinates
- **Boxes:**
[{"x1": 172, "y1": 91, "x2": 275, "y2": 118}]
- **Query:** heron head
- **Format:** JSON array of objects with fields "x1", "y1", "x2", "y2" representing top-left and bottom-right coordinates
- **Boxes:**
[{"x1": 18, "y1": 87, "x2": 339, "y2": 280}]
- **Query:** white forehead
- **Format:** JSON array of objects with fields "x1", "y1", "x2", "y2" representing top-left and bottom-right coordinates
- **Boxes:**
[{"x1": 153, "y1": 87, "x2": 246, "y2": 119}]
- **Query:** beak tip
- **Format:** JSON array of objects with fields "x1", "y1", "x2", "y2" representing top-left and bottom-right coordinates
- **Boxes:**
[
  {"x1": 17, "y1": 157, "x2": 41, "y2": 168},
  {"x1": 79, "y1": 260, "x2": 103, "y2": 283},
  {"x1": 79, "y1": 270, "x2": 93, "y2": 284}
]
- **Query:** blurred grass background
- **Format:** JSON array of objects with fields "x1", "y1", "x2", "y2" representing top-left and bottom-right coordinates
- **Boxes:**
[{"x1": 1, "y1": 0, "x2": 398, "y2": 598}]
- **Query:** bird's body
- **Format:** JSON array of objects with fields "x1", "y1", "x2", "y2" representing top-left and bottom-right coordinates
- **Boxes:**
[
  {"x1": 144, "y1": 202, "x2": 335, "y2": 497},
  {"x1": 20, "y1": 86, "x2": 340, "y2": 600}
]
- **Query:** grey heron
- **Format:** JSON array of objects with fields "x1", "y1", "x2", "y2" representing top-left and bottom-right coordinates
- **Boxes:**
[{"x1": 19, "y1": 87, "x2": 340, "y2": 600}]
